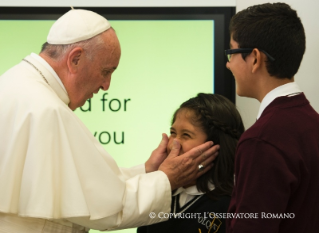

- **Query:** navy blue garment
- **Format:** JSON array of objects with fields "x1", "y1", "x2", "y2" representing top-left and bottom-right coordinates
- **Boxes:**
[{"x1": 138, "y1": 194, "x2": 230, "y2": 233}]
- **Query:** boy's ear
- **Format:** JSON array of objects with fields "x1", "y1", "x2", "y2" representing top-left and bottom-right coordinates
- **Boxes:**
[{"x1": 251, "y1": 48, "x2": 263, "y2": 73}]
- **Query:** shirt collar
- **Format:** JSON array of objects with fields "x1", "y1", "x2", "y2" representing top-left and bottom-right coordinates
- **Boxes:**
[
  {"x1": 30, "y1": 53, "x2": 67, "y2": 92},
  {"x1": 257, "y1": 82, "x2": 302, "y2": 119},
  {"x1": 173, "y1": 183, "x2": 215, "y2": 196}
]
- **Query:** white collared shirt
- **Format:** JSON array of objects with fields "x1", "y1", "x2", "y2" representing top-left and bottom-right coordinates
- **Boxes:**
[
  {"x1": 30, "y1": 53, "x2": 67, "y2": 92},
  {"x1": 173, "y1": 183, "x2": 215, "y2": 207},
  {"x1": 257, "y1": 82, "x2": 302, "y2": 119}
]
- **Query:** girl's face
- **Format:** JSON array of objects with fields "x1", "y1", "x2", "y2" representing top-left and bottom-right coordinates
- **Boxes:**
[{"x1": 167, "y1": 109, "x2": 207, "y2": 155}]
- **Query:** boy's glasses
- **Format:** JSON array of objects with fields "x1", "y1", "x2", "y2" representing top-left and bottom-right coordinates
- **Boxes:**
[{"x1": 225, "y1": 48, "x2": 275, "y2": 62}]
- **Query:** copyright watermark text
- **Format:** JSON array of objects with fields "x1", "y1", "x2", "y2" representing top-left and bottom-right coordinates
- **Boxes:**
[{"x1": 148, "y1": 212, "x2": 295, "y2": 219}]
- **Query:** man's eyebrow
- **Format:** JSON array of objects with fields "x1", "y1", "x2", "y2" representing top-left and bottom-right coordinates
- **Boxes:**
[{"x1": 103, "y1": 67, "x2": 117, "y2": 72}]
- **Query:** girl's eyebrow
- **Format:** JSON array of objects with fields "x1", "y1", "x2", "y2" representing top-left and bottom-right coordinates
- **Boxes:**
[
  {"x1": 181, "y1": 129, "x2": 196, "y2": 136},
  {"x1": 170, "y1": 127, "x2": 196, "y2": 136}
]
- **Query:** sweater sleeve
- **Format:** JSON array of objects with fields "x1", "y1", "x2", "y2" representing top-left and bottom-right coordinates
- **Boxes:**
[{"x1": 227, "y1": 138, "x2": 298, "y2": 233}]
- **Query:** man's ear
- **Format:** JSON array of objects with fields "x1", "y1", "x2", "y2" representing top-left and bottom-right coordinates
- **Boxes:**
[
  {"x1": 251, "y1": 48, "x2": 263, "y2": 73},
  {"x1": 67, "y1": 47, "x2": 84, "y2": 74}
]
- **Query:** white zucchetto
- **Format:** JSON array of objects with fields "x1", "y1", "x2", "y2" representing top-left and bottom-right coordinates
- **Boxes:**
[{"x1": 47, "y1": 9, "x2": 111, "y2": 45}]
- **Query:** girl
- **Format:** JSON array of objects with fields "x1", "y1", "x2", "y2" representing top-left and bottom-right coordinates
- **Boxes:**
[{"x1": 138, "y1": 93, "x2": 244, "y2": 233}]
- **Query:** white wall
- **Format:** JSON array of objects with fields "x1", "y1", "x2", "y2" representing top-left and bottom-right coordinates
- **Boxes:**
[
  {"x1": 0, "y1": 0, "x2": 235, "y2": 7},
  {"x1": 236, "y1": 0, "x2": 319, "y2": 129}
]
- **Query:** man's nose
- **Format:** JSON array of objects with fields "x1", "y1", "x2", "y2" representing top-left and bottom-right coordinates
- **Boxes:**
[{"x1": 101, "y1": 78, "x2": 111, "y2": 91}]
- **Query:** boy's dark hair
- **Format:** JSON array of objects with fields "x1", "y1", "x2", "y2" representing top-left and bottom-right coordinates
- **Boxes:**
[
  {"x1": 172, "y1": 93, "x2": 245, "y2": 200},
  {"x1": 230, "y1": 3, "x2": 305, "y2": 79}
]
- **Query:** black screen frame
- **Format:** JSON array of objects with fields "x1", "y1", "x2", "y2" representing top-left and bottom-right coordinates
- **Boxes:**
[{"x1": 0, "y1": 6, "x2": 236, "y2": 103}]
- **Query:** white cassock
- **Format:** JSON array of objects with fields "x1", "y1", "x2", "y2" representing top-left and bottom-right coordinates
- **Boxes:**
[{"x1": 0, "y1": 53, "x2": 171, "y2": 232}]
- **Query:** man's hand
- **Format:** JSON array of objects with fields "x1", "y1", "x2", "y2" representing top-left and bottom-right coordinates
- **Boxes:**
[
  {"x1": 145, "y1": 133, "x2": 169, "y2": 173},
  {"x1": 158, "y1": 139, "x2": 219, "y2": 190}
]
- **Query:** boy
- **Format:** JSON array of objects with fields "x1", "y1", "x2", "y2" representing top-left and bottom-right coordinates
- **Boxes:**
[{"x1": 226, "y1": 3, "x2": 319, "y2": 233}]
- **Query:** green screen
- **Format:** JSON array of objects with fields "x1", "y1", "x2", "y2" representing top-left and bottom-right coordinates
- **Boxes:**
[{"x1": 0, "y1": 19, "x2": 214, "y2": 233}]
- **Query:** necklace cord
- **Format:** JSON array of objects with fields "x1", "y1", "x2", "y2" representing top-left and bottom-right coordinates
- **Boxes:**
[{"x1": 22, "y1": 59, "x2": 50, "y2": 85}]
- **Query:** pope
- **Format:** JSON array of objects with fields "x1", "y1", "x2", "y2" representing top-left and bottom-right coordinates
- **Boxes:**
[{"x1": 0, "y1": 9, "x2": 219, "y2": 233}]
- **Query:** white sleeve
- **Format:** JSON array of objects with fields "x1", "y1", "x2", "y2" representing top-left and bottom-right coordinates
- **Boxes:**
[
  {"x1": 119, "y1": 164, "x2": 146, "y2": 180},
  {"x1": 67, "y1": 171, "x2": 171, "y2": 230}
]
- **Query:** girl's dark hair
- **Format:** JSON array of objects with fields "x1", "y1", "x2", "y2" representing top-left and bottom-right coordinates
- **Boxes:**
[{"x1": 172, "y1": 93, "x2": 245, "y2": 200}]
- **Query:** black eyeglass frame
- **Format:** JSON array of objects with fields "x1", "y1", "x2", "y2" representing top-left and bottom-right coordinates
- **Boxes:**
[{"x1": 225, "y1": 48, "x2": 275, "y2": 62}]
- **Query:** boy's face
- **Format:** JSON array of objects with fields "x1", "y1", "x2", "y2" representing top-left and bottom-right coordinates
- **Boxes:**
[
  {"x1": 226, "y1": 37, "x2": 257, "y2": 98},
  {"x1": 167, "y1": 109, "x2": 207, "y2": 156}
]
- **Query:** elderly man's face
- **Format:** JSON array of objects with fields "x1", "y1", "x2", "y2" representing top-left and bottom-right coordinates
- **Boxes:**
[{"x1": 68, "y1": 29, "x2": 121, "y2": 110}]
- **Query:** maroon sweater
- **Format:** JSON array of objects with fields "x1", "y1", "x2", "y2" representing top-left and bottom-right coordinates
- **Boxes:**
[{"x1": 227, "y1": 93, "x2": 319, "y2": 233}]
